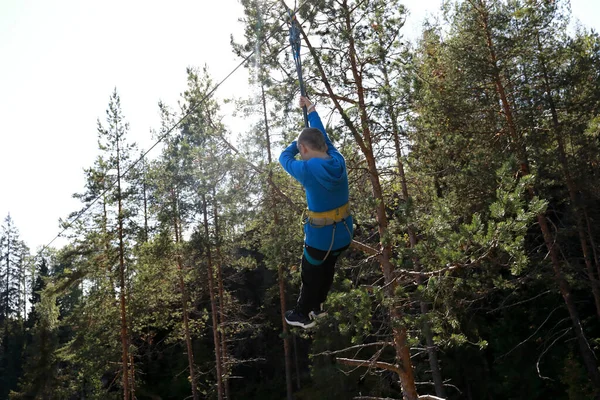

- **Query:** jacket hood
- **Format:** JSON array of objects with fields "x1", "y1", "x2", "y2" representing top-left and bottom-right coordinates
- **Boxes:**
[{"x1": 308, "y1": 155, "x2": 345, "y2": 190}]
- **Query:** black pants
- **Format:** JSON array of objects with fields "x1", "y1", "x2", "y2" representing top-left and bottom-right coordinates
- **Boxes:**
[{"x1": 296, "y1": 243, "x2": 349, "y2": 315}]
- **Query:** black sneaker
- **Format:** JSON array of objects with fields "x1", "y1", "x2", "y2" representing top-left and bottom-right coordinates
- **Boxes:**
[
  {"x1": 284, "y1": 309, "x2": 316, "y2": 329},
  {"x1": 309, "y1": 303, "x2": 327, "y2": 320}
]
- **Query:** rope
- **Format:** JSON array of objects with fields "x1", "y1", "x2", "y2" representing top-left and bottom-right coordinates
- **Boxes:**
[
  {"x1": 38, "y1": 0, "x2": 312, "y2": 255},
  {"x1": 284, "y1": 2, "x2": 309, "y2": 127}
]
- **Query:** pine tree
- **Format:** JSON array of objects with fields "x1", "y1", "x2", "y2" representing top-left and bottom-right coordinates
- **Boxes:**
[
  {"x1": 0, "y1": 215, "x2": 26, "y2": 398},
  {"x1": 96, "y1": 89, "x2": 138, "y2": 398},
  {"x1": 48, "y1": 89, "x2": 139, "y2": 399},
  {"x1": 0, "y1": 215, "x2": 23, "y2": 326},
  {"x1": 10, "y1": 255, "x2": 59, "y2": 400},
  {"x1": 410, "y1": 0, "x2": 600, "y2": 394}
]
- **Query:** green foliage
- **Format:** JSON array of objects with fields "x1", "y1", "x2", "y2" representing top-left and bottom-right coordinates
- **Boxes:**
[{"x1": 6, "y1": 1, "x2": 600, "y2": 398}]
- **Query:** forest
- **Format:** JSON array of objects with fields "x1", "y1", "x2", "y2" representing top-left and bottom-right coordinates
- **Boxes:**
[{"x1": 2, "y1": 0, "x2": 600, "y2": 399}]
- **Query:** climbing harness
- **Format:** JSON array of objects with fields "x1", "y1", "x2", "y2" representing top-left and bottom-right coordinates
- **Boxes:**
[
  {"x1": 285, "y1": 5, "x2": 309, "y2": 128},
  {"x1": 303, "y1": 203, "x2": 353, "y2": 265}
]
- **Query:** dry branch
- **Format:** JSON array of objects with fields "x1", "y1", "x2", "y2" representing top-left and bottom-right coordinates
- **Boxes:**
[
  {"x1": 316, "y1": 341, "x2": 394, "y2": 357},
  {"x1": 336, "y1": 357, "x2": 402, "y2": 376},
  {"x1": 351, "y1": 240, "x2": 380, "y2": 256}
]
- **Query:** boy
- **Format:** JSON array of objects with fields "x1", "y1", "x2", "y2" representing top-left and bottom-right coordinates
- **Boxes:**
[{"x1": 279, "y1": 96, "x2": 353, "y2": 329}]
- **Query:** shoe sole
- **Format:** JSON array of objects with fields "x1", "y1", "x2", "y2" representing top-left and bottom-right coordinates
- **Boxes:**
[{"x1": 285, "y1": 317, "x2": 316, "y2": 329}]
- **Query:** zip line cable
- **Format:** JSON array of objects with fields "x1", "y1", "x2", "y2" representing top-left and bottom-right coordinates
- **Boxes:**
[{"x1": 39, "y1": 0, "x2": 310, "y2": 255}]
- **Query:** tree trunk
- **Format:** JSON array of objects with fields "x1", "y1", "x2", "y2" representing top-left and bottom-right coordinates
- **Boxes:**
[
  {"x1": 173, "y1": 191, "x2": 199, "y2": 400},
  {"x1": 130, "y1": 352, "x2": 136, "y2": 400},
  {"x1": 203, "y1": 194, "x2": 225, "y2": 400},
  {"x1": 537, "y1": 214, "x2": 600, "y2": 388},
  {"x1": 279, "y1": 264, "x2": 294, "y2": 400},
  {"x1": 213, "y1": 191, "x2": 230, "y2": 399},
  {"x1": 584, "y1": 209, "x2": 600, "y2": 278},
  {"x1": 142, "y1": 158, "x2": 149, "y2": 243},
  {"x1": 345, "y1": 3, "x2": 419, "y2": 398},
  {"x1": 294, "y1": 335, "x2": 302, "y2": 390},
  {"x1": 116, "y1": 122, "x2": 131, "y2": 400},
  {"x1": 20, "y1": 253, "x2": 25, "y2": 320},
  {"x1": 262, "y1": 77, "x2": 294, "y2": 399},
  {"x1": 379, "y1": 26, "x2": 445, "y2": 397},
  {"x1": 4, "y1": 225, "x2": 11, "y2": 353}
]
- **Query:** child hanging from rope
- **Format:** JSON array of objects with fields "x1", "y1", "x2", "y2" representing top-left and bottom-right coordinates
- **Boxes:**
[{"x1": 279, "y1": 96, "x2": 353, "y2": 329}]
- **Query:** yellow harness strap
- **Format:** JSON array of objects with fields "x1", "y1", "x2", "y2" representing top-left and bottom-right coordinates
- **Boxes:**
[{"x1": 306, "y1": 203, "x2": 350, "y2": 223}]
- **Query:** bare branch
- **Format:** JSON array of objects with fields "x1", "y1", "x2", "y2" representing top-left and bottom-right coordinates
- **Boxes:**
[
  {"x1": 487, "y1": 290, "x2": 552, "y2": 314},
  {"x1": 315, "y1": 341, "x2": 394, "y2": 357},
  {"x1": 498, "y1": 307, "x2": 561, "y2": 360},
  {"x1": 537, "y1": 327, "x2": 572, "y2": 380},
  {"x1": 396, "y1": 246, "x2": 496, "y2": 278},
  {"x1": 354, "y1": 397, "x2": 397, "y2": 400},
  {"x1": 351, "y1": 240, "x2": 380, "y2": 256},
  {"x1": 336, "y1": 357, "x2": 402, "y2": 376},
  {"x1": 396, "y1": 264, "x2": 461, "y2": 278}
]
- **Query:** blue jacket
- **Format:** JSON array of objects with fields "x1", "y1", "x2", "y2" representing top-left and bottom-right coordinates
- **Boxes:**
[{"x1": 279, "y1": 111, "x2": 353, "y2": 250}]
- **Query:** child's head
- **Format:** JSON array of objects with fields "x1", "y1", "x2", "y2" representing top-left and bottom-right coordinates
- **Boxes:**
[{"x1": 298, "y1": 128, "x2": 327, "y2": 152}]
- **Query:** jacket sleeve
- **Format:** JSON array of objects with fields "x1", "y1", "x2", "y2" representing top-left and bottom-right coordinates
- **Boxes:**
[
  {"x1": 308, "y1": 110, "x2": 338, "y2": 154},
  {"x1": 279, "y1": 141, "x2": 306, "y2": 184}
]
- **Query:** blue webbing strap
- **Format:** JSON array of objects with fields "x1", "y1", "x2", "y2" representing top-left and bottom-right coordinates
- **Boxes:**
[{"x1": 287, "y1": 10, "x2": 309, "y2": 128}]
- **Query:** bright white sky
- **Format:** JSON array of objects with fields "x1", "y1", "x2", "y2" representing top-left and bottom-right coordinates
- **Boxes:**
[{"x1": 1, "y1": 0, "x2": 598, "y2": 251}]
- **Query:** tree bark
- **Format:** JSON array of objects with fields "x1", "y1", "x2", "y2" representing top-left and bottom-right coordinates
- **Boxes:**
[
  {"x1": 378, "y1": 25, "x2": 445, "y2": 397},
  {"x1": 261, "y1": 75, "x2": 294, "y2": 399},
  {"x1": 584, "y1": 209, "x2": 600, "y2": 279},
  {"x1": 203, "y1": 194, "x2": 225, "y2": 400},
  {"x1": 279, "y1": 264, "x2": 294, "y2": 400},
  {"x1": 142, "y1": 158, "x2": 149, "y2": 243},
  {"x1": 173, "y1": 190, "x2": 199, "y2": 400},
  {"x1": 293, "y1": 335, "x2": 302, "y2": 390},
  {"x1": 4, "y1": 221, "x2": 11, "y2": 354},
  {"x1": 116, "y1": 121, "x2": 130, "y2": 400},
  {"x1": 212, "y1": 191, "x2": 230, "y2": 399}
]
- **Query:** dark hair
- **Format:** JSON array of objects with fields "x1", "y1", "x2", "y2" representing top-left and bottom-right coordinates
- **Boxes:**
[{"x1": 298, "y1": 128, "x2": 327, "y2": 152}]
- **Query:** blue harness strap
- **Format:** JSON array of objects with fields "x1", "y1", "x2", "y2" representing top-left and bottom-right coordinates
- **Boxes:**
[
  {"x1": 303, "y1": 247, "x2": 342, "y2": 266},
  {"x1": 303, "y1": 218, "x2": 352, "y2": 265},
  {"x1": 287, "y1": 9, "x2": 308, "y2": 127},
  {"x1": 303, "y1": 247, "x2": 325, "y2": 266}
]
